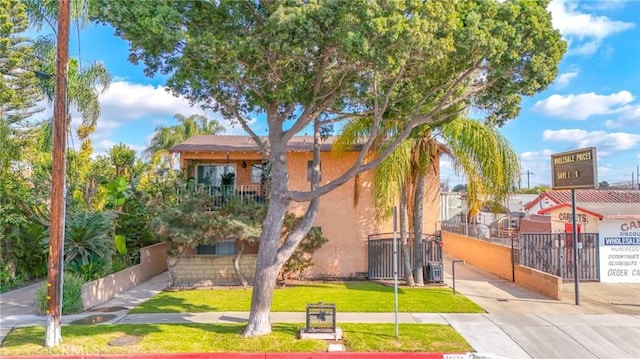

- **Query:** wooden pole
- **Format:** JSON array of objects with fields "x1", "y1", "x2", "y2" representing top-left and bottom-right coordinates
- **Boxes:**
[{"x1": 45, "y1": 0, "x2": 70, "y2": 348}]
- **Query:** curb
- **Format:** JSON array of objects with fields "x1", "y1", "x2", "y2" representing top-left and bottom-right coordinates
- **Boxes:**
[{"x1": 0, "y1": 352, "x2": 476, "y2": 359}]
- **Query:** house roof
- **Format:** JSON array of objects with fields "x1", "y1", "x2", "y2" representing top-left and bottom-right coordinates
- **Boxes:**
[
  {"x1": 524, "y1": 190, "x2": 640, "y2": 211},
  {"x1": 169, "y1": 135, "x2": 358, "y2": 153},
  {"x1": 537, "y1": 202, "x2": 640, "y2": 220}
]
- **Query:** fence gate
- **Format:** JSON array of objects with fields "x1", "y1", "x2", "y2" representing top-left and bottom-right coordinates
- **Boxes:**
[
  {"x1": 519, "y1": 233, "x2": 599, "y2": 281},
  {"x1": 368, "y1": 233, "x2": 442, "y2": 280}
]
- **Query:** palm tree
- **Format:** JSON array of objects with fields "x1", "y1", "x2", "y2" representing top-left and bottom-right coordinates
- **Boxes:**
[
  {"x1": 145, "y1": 113, "x2": 225, "y2": 169},
  {"x1": 337, "y1": 117, "x2": 520, "y2": 285},
  {"x1": 32, "y1": 37, "x2": 110, "y2": 152}
]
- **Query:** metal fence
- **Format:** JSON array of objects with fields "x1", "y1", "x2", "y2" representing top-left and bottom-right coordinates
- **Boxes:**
[
  {"x1": 519, "y1": 233, "x2": 599, "y2": 281},
  {"x1": 367, "y1": 233, "x2": 442, "y2": 280}
]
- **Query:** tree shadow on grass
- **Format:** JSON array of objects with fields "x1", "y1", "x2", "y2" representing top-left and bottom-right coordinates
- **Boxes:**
[
  {"x1": 344, "y1": 281, "x2": 406, "y2": 294},
  {"x1": 129, "y1": 293, "x2": 223, "y2": 314}
]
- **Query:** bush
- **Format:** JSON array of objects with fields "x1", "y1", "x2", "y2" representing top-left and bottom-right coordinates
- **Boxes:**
[
  {"x1": 65, "y1": 252, "x2": 111, "y2": 281},
  {"x1": 34, "y1": 272, "x2": 86, "y2": 314}
]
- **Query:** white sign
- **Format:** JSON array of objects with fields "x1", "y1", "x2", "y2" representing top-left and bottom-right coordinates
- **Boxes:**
[{"x1": 599, "y1": 220, "x2": 640, "y2": 283}]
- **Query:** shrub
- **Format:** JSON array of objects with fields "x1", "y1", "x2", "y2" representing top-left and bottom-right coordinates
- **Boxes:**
[
  {"x1": 34, "y1": 272, "x2": 85, "y2": 314},
  {"x1": 43, "y1": 211, "x2": 114, "y2": 267},
  {"x1": 65, "y1": 252, "x2": 111, "y2": 281}
]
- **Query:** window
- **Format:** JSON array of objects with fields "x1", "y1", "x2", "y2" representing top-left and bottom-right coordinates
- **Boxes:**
[
  {"x1": 197, "y1": 164, "x2": 236, "y2": 186},
  {"x1": 197, "y1": 239, "x2": 236, "y2": 255},
  {"x1": 307, "y1": 160, "x2": 321, "y2": 181},
  {"x1": 251, "y1": 165, "x2": 263, "y2": 184}
]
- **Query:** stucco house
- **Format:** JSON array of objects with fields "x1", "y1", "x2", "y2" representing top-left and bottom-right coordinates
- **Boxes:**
[{"x1": 169, "y1": 135, "x2": 441, "y2": 285}]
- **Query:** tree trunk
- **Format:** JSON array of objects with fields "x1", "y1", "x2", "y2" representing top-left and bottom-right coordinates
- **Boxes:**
[
  {"x1": 242, "y1": 139, "x2": 289, "y2": 337},
  {"x1": 412, "y1": 171, "x2": 426, "y2": 286},
  {"x1": 233, "y1": 240, "x2": 249, "y2": 287},
  {"x1": 399, "y1": 189, "x2": 415, "y2": 286},
  {"x1": 166, "y1": 246, "x2": 186, "y2": 288}
]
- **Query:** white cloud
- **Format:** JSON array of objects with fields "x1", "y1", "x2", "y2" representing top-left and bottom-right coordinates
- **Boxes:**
[
  {"x1": 542, "y1": 128, "x2": 640, "y2": 151},
  {"x1": 533, "y1": 91, "x2": 634, "y2": 119},
  {"x1": 99, "y1": 81, "x2": 207, "y2": 121},
  {"x1": 82, "y1": 80, "x2": 251, "y2": 156},
  {"x1": 554, "y1": 71, "x2": 578, "y2": 88},
  {"x1": 548, "y1": 0, "x2": 635, "y2": 55},
  {"x1": 605, "y1": 104, "x2": 640, "y2": 129}
]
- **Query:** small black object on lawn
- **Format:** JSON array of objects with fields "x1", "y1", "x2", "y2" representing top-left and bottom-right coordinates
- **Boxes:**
[{"x1": 300, "y1": 302, "x2": 342, "y2": 340}]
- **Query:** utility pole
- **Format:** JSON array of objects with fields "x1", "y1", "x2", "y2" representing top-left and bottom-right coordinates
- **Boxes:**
[
  {"x1": 524, "y1": 170, "x2": 533, "y2": 189},
  {"x1": 45, "y1": 0, "x2": 70, "y2": 348}
]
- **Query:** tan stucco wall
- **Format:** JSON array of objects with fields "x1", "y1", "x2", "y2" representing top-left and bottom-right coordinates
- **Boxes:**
[
  {"x1": 443, "y1": 231, "x2": 562, "y2": 300},
  {"x1": 81, "y1": 242, "x2": 169, "y2": 310},
  {"x1": 287, "y1": 151, "x2": 377, "y2": 278},
  {"x1": 514, "y1": 265, "x2": 562, "y2": 300}
]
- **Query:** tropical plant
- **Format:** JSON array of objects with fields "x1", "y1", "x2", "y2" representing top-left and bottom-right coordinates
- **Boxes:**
[
  {"x1": 66, "y1": 252, "x2": 110, "y2": 281},
  {"x1": 105, "y1": 175, "x2": 129, "y2": 254},
  {"x1": 144, "y1": 113, "x2": 225, "y2": 169},
  {"x1": 42, "y1": 211, "x2": 114, "y2": 270},
  {"x1": 337, "y1": 117, "x2": 520, "y2": 285}
]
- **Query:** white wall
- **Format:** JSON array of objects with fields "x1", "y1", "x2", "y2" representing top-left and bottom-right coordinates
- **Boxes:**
[{"x1": 599, "y1": 220, "x2": 640, "y2": 283}]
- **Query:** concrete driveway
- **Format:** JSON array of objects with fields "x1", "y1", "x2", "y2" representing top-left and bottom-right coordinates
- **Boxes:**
[
  {"x1": 442, "y1": 254, "x2": 640, "y2": 359},
  {"x1": 0, "y1": 281, "x2": 41, "y2": 317}
]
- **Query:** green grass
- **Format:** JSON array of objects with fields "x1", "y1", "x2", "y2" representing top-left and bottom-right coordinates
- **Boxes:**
[
  {"x1": 0, "y1": 323, "x2": 472, "y2": 355},
  {"x1": 130, "y1": 282, "x2": 484, "y2": 314}
]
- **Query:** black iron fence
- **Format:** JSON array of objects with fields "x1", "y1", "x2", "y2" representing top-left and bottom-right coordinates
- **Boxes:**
[
  {"x1": 519, "y1": 233, "x2": 599, "y2": 281},
  {"x1": 368, "y1": 233, "x2": 442, "y2": 280}
]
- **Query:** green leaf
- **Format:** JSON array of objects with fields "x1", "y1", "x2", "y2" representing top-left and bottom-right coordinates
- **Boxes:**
[{"x1": 114, "y1": 234, "x2": 127, "y2": 255}]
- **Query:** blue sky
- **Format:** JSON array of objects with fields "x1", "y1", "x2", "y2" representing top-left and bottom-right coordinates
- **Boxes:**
[{"x1": 38, "y1": 0, "x2": 640, "y2": 188}]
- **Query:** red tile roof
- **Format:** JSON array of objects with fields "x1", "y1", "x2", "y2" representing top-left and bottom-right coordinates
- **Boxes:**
[
  {"x1": 537, "y1": 202, "x2": 640, "y2": 219},
  {"x1": 169, "y1": 135, "x2": 358, "y2": 153},
  {"x1": 525, "y1": 190, "x2": 640, "y2": 211}
]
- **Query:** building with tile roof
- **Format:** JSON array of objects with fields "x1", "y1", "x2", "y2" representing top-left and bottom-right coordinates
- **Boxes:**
[{"x1": 524, "y1": 190, "x2": 640, "y2": 213}]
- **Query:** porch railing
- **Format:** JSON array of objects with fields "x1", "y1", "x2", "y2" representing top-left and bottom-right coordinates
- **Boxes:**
[{"x1": 199, "y1": 184, "x2": 268, "y2": 206}]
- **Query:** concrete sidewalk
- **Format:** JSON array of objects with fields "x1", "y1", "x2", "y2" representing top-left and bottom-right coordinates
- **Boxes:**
[
  {"x1": 2, "y1": 260, "x2": 639, "y2": 359},
  {"x1": 440, "y1": 254, "x2": 640, "y2": 359}
]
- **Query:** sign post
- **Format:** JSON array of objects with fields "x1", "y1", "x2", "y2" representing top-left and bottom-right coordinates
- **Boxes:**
[
  {"x1": 392, "y1": 206, "x2": 398, "y2": 338},
  {"x1": 550, "y1": 147, "x2": 597, "y2": 306}
]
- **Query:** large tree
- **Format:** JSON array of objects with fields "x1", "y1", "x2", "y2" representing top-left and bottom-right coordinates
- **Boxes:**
[
  {"x1": 92, "y1": 0, "x2": 565, "y2": 336},
  {"x1": 0, "y1": 0, "x2": 43, "y2": 170}
]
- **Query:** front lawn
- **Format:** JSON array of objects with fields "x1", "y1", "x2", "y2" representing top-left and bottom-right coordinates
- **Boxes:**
[
  {"x1": 0, "y1": 323, "x2": 473, "y2": 355},
  {"x1": 130, "y1": 282, "x2": 484, "y2": 313}
]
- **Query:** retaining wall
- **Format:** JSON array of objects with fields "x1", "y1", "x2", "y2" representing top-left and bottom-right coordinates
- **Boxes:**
[
  {"x1": 442, "y1": 231, "x2": 562, "y2": 300},
  {"x1": 81, "y1": 242, "x2": 169, "y2": 310},
  {"x1": 172, "y1": 254, "x2": 257, "y2": 287}
]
